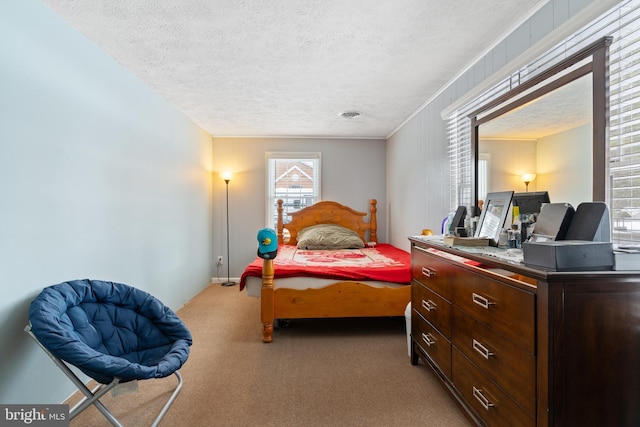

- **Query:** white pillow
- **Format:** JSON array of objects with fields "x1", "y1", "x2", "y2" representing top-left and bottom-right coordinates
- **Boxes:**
[{"x1": 296, "y1": 224, "x2": 365, "y2": 250}]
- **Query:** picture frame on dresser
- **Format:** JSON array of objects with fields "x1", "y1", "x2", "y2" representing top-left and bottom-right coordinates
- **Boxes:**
[{"x1": 474, "y1": 190, "x2": 513, "y2": 246}]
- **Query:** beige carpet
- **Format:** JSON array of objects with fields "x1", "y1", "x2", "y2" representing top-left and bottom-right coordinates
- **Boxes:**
[{"x1": 69, "y1": 284, "x2": 472, "y2": 426}]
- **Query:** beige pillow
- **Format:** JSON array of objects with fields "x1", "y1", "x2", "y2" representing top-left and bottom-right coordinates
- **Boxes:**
[{"x1": 296, "y1": 224, "x2": 365, "y2": 250}]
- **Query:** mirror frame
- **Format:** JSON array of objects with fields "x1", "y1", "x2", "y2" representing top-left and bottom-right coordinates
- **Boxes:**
[{"x1": 469, "y1": 36, "x2": 612, "y2": 208}]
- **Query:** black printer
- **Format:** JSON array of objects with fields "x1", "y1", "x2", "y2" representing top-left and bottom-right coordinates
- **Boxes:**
[{"x1": 522, "y1": 202, "x2": 614, "y2": 271}]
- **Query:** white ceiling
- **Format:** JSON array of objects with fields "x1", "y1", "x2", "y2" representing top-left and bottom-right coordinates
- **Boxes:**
[
  {"x1": 41, "y1": 0, "x2": 547, "y2": 139},
  {"x1": 481, "y1": 74, "x2": 593, "y2": 140}
]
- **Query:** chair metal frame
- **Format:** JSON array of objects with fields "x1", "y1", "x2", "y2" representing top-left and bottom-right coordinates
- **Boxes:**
[{"x1": 25, "y1": 324, "x2": 184, "y2": 427}]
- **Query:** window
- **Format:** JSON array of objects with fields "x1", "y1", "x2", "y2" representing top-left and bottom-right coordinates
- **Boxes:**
[
  {"x1": 478, "y1": 153, "x2": 490, "y2": 202},
  {"x1": 609, "y1": 2, "x2": 640, "y2": 244},
  {"x1": 447, "y1": 111, "x2": 472, "y2": 210},
  {"x1": 266, "y1": 152, "x2": 321, "y2": 229}
]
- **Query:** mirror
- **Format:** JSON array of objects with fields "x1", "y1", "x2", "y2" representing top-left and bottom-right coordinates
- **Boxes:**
[
  {"x1": 478, "y1": 72, "x2": 592, "y2": 208},
  {"x1": 470, "y1": 37, "x2": 611, "y2": 210}
]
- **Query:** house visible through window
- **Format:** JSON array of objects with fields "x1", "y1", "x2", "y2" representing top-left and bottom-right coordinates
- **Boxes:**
[{"x1": 266, "y1": 152, "x2": 321, "y2": 230}]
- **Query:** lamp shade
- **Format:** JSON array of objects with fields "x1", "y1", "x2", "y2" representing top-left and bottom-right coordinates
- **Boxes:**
[
  {"x1": 221, "y1": 171, "x2": 232, "y2": 182},
  {"x1": 522, "y1": 173, "x2": 536, "y2": 183}
]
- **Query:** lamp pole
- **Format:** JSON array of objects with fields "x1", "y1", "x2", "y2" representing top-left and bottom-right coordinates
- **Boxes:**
[
  {"x1": 522, "y1": 173, "x2": 536, "y2": 193},
  {"x1": 222, "y1": 177, "x2": 235, "y2": 286}
]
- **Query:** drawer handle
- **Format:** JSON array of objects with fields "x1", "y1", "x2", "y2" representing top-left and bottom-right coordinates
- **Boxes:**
[
  {"x1": 472, "y1": 339, "x2": 494, "y2": 360},
  {"x1": 421, "y1": 332, "x2": 436, "y2": 347},
  {"x1": 422, "y1": 299, "x2": 437, "y2": 312},
  {"x1": 421, "y1": 266, "x2": 436, "y2": 278},
  {"x1": 472, "y1": 386, "x2": 494, "y2": 411},
  {"x1": 472, "y1": 292, "x2": 495, "y2": 309}
]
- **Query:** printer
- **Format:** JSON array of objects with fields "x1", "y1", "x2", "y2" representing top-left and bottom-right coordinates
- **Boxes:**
[{"x1": 522, "y1": 202, "x2": 614, "y2": 271}]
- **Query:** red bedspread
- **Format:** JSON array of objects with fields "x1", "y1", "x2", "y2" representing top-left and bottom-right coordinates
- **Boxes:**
[{"x1": 239, "y1": 243, "x2": 411, "y2": 291}]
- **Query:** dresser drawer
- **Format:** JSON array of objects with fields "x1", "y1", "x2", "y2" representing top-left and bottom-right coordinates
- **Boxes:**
[
  {"x1": 412, "y1": 311, "x2": 451, "y2": 379},
  {"x1": 452, "y1": 307, "x2": 535, "y2": 416},
  {"x1": 412, "y1": 280, "x2": 451, "y2": 337},
  {"x1": 452, "y1": 349, "x2": 534, "y2": 427},
  {"x1": 411, "y1": 247, "x2": 456, "y2": 301},
  {"x1": 452, "y1": 271, "x2": 535, "y2": 353}
]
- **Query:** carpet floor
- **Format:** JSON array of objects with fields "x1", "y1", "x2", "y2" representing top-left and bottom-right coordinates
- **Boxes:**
[{"x1": 68, "y1": 283, "x2": 472, "y2": 426}]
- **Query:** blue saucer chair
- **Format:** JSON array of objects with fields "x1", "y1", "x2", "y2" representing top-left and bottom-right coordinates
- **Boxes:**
[{"x1": 26, "y1": 279, "x2": 192, "y2": 427}]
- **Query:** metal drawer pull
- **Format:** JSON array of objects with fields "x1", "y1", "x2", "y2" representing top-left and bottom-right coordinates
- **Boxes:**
[
  {"x1": 472, "y1": 339, "x2": 494, "y2": 359},
  {"x1": 422, "y1": 299, "x2": 437, "y2": 312},
  {"x1": 421, "y1": 332, "x2": 436, "y2": 347},
  {"x1": 472, "y1": 292, "x2": 494, "y2": 309},
  {"x1": 421, "y1": 266, "x2": 436, "y2": 278},
  {"x1": 473, "y1": 386, "x2": 494, "y2": 411}
]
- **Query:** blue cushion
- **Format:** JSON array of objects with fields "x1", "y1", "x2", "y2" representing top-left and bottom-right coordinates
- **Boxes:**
[{"x1": 29, "y1": 279, "x2": 192, "y2": 384}]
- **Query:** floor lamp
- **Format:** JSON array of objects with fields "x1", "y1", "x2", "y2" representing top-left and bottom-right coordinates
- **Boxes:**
[
  {"x1": 522, "y1": 173, "x2": 536, "y2": 192},
  {"x1": 221, "y1": 172, "x2": 236, "y2": 286}
]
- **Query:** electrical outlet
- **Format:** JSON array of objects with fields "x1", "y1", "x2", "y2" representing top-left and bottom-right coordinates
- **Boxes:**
[{"x1": 217, "y1": 256, "x2": 223, "y2": 266}]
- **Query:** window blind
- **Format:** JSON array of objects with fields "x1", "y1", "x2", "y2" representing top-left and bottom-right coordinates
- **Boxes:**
[
  {"x1": 609, "y1": 2, "x2": 640, "y2": 244},
  {"x1": 447, "y1": 0, "x2": 640, "y2": 244},
  {"x1": 447, "y1": 111, "x2": 472, "y2": 210}
]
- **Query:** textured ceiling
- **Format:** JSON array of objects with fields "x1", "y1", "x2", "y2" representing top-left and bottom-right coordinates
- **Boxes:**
[
  {"x1": 41, "y1": 0, "x2": 547, "y2": 138},
  {"x1": 481, "y1": 74, "x2": 592, "y2": 140}
]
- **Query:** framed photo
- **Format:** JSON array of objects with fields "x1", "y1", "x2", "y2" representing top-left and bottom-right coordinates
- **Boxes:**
[{"x1": 475, "y1": 191, "x2": 514, "y2": 246}]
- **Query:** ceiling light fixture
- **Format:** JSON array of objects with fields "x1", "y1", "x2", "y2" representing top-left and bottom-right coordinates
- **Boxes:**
[{"x1": 340, "y1": 111, "x2": 363, "y2": 119}]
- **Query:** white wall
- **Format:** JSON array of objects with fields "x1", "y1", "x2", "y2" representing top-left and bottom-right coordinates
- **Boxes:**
[
  {"x1": 537, "y1": 124, "x2": 592, "y2": 207},
  {"x1": 0, "y1": 1, "x2": 213, "y2": 404},
  {"x1": 386, "y1": 0, "x2": 616, "y2": 248},
  {"x1": 479, "y1": 123, "x2": 591, "y2": 203},
  {"x1": 387, "y1": 97, "x2": 449, "y2": 247},
  {"x1": 211, "y1": 137, "x2": 387, "y2": 277},
  {"x1": 480, "y1": 139, "x2": 539, "y2": 193}
]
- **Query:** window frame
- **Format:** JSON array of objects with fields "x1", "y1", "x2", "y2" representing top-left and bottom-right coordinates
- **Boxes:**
[{"x1": 265, "y1": 152, "x2": 321, "y2": 230}]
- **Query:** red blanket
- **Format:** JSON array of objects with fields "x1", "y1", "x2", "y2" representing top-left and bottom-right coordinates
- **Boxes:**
[{"x1": 239, "y1": 243, "x2": 411, "y2": 291}]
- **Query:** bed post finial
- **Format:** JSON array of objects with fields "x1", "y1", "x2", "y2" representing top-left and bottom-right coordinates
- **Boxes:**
[
  {"x1": 276, "y1": 199, "x2": 284, "y2": 244},
  {"x1": 369, "y1": 199, "x2": 378, "y2": 243}
]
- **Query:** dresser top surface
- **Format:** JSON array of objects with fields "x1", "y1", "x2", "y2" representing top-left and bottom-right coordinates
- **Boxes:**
[{"x1": 409, "y1": 236, "x2": 639, "y2": 283}]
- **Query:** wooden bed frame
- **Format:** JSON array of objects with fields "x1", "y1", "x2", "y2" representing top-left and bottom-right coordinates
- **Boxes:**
[{"x1": 260, "y1": 199, "x2": 411, "y2": 343}]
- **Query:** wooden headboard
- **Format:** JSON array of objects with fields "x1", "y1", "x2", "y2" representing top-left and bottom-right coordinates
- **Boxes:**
[{"x1": 276, "y1": 199, "x2": 378, "y2": 245}]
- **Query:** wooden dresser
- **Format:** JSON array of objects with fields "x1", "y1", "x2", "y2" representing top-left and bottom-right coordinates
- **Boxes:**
[{"x1": 409, "y1": 237, "x2": 640, "y2": 427}]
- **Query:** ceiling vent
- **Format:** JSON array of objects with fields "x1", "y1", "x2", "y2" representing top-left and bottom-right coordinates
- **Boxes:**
[{"x1": 340, "y1": 111, "x2": 363, "y2": 119}]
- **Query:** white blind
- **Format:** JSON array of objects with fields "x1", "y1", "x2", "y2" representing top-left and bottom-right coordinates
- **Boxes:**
[
  {"x1": 609, "y1": 2, "x2": 640, "y2": 244},
  {"x1": 447, "y1": 111, "x2": 472, "y2": 209},
  {"x1": 447, "y1": 0, "x2": 640, "y2": 244}
]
